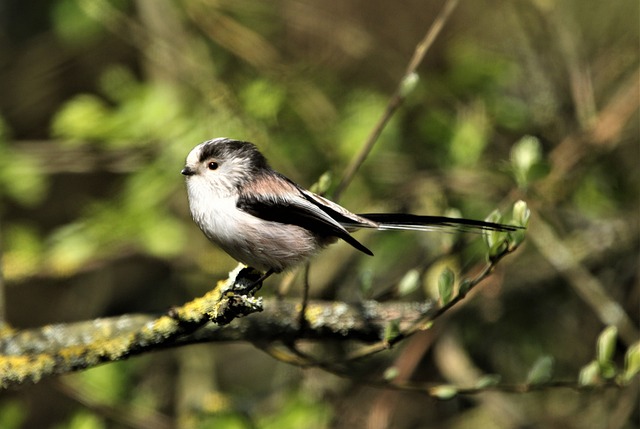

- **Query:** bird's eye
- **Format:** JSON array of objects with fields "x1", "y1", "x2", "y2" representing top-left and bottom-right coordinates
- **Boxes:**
[{"x1": 208, "y1": 161, "x2": 219, "y2": 170}]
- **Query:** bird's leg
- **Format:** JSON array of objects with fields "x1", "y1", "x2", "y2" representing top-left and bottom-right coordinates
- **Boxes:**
[
  {"x1": 233, "y1": 267, "x2": 274, "y2": 294},
  {"x1": 250, "y1": 268, "x2": 275, "y2": 291}
]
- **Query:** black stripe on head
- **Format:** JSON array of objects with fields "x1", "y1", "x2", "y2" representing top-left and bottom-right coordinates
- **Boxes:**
[{"x1": 198, "y1": 138, "x2": 269, "y2": 171}]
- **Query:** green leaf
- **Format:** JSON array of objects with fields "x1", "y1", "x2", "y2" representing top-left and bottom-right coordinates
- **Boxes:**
[
  {"x1": 383, "y1": 366, "x2": 400, "y2": 381},
  {"x1": 438, "y1": 267, "x2": 454, "y2": 305},
  {"x1": 383, "y1": 319, "x2": 401, "y2": 344},
  {"x1": 308, "y1": 172, "x2": 333, "y2": 195},
  {"x1": 526, "y1": 356, "x2": 554, "y2": 385},
  {"x1": 430, "y1": 385, "x2": 458, "y2": 400},
  {"x1": 622, "y1": 342, "x2": 640, "y2": 383},
  {"x1": 578, "y1": 360, "x2": 601, "y2": 386},
  {"x1": 488, "y1": 239, "x2": 509, "y2": 260},
  {"x1": 475, "y1": 374, "x2": 501, "y2": 389},
  {"x1": 596, "y1": 326, "x2": 618, "y2": 365},
  {"x1": 599, "y1": 360, "x2": 617, "y2": 380},
  {"x1": 512, "y1": 200, "x2": 530, "y2": 228},
  {"x1": 398, "y1": 269, "x2": 421, "y2": 297},
  {"x1": 400, "y1": 72, "x2": 420, "y2": 97},
  {"x1": 483, "y1": 210, "x2": 503, "y2": 249},
  {"x1": 510, "y1": 135, "x2": 542, "y2": 187}
]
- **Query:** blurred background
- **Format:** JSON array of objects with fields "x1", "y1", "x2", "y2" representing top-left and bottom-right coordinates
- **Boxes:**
[{"x1": 0, "y1": 0, "x2": 638, "y2": 428}]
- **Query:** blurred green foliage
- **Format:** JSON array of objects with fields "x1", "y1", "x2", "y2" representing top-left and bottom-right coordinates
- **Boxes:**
[
  {"x1": 0, "y1": 127, "x2": 48, "y2": 208},
  {"x1": 0, "y1": 401, "x2": 26, "y2": 429},
  {"x1": 0, "y1": 0, "x2": 637, "y2": 427},
  {"x1": 54, "y1": 412, "x2": 105, "y2": 429}
]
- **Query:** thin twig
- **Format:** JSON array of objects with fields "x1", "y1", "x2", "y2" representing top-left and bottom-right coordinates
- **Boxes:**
[
  {"x1": 255, "y1": 237, "x2": 522, "y2": 378},
  {"x1": 332, "y1": 0, "x2": 459, "y2": 200},
  {"x1": 529, "y1": 210, "x2": 639, "y2": 346},
  {"x1": 327, "y1": 370, "x2": 627, "y2": 397},
  {"x1": 342, "y1": 240, "x2": 517, "y2": 363}
]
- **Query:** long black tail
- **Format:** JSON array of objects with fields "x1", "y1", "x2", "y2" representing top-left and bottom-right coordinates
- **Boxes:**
[{"x1": 357, "y1": 213, "x2": 521, "y2": 233}]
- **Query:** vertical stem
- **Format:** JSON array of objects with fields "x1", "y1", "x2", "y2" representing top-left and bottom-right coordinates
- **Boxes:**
[{"x1": 332, "y1": 0, "x2": 459, "y2": 201}]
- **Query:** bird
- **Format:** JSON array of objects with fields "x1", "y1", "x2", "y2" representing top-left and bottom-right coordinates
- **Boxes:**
[{"x1": 181, "y1": 137, "x2": 520, "y2": 285}]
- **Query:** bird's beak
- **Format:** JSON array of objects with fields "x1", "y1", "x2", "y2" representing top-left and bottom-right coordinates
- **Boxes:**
[{"x1": 181, "y1": 166, "x2": 195, "y2": 176}]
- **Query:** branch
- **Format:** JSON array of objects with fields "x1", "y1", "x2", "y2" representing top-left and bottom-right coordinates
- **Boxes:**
[
  {"x1": 0, "y1": 266, "x2": 264, "y2": 388},
  {"x1": 0, "y1": 286, "x2": 434, "y2": 388}
]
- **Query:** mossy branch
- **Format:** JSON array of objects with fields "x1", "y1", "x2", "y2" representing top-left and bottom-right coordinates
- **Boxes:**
[{"x1": 0, "y1": 266, "x2": 434, "y2": 388}]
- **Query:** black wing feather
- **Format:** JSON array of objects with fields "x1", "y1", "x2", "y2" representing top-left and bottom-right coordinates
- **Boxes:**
[{"x1": 237, "y1": 193, "x2": 374, "y2": 256}]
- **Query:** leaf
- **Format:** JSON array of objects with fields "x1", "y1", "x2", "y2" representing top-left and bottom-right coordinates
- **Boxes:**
[
  {"x1": 526, "y1": 356, "x2": 554, "y2": 385},
  {"x1": 510, "y1": 135, "x2": 543, "y2": 187},
  {"x1": 308, "y1": 172, "x2": 333, "y2": 195},
  {"x1": 580, "y1": 326, "x2": 619, "y2": 381},
  {"x1": 475, "y1": 374, "x2": 501, "y2": 388},
  {"x1": 400, "y1": 72, "x2": 420, "y2": 97},
  {"x1": 578, "y1": 360, "x2": 601, "y2": 386},
  {"x1": 596, "y1": 326, "x2": 618, "y2": 365},
  {"x1": 483, "y1": 210, "x2": 503, "y2": 249},
  {"x1": 397, "y1": 269, "x2": 421, "y2": 297},
  {"x1": 383, "y1": 320, "x2": 401, "y2": 345},
  {"x1": 622, "y1": 342, "x2": 640, "y2": 383},
  {"x1": 438, "y1": 268, "x2": 455, "y2": 305},
  {"x1": 383, "y1": 366, "x2": 400, "y2": 381},
  {"x1": 430, "y1": 385, "x2": 458, "y2": 400},
  {"x1": 512, "y1": 200, "x2": 531, "y2": 228}
]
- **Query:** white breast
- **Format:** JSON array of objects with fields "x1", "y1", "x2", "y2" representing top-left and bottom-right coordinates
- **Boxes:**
[{"x1": 186, "y1": 182, "x2": 321, "y2": 272}]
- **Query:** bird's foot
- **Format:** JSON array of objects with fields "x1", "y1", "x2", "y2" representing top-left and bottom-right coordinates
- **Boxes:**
[{"x1": 232, "y1": 267, "x2": 274, "y2": 295}]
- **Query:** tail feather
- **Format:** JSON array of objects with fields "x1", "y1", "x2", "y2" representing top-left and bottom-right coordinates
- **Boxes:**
[{"x1": 354, "y1": 213, "x2": 521, "y2": 233}]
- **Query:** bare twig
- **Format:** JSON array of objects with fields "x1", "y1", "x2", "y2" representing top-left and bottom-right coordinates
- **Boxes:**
[
  {"x1": 540, "y1": 66, "x2": 640, "y2": 200},
  {"x1": 260, "y1": 235, "x2": 523, "y2": 373},
  {"x1": 332, "y1": 0, "x2": 459, "y2": 200},
  {"x1": 343, "y1": 237, "x2": 521, "y2": 363},
  {"x1": 260, "y1": 331, "x2": 631, "y2": 400},
  {"x1": 529, "y1": 210, "x2": 639, "y2": 346}
]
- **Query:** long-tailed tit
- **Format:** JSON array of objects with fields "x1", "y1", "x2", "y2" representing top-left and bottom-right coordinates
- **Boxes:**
[{"x1": 182, "y1": 138, "x2": 519, "y2": 283}]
